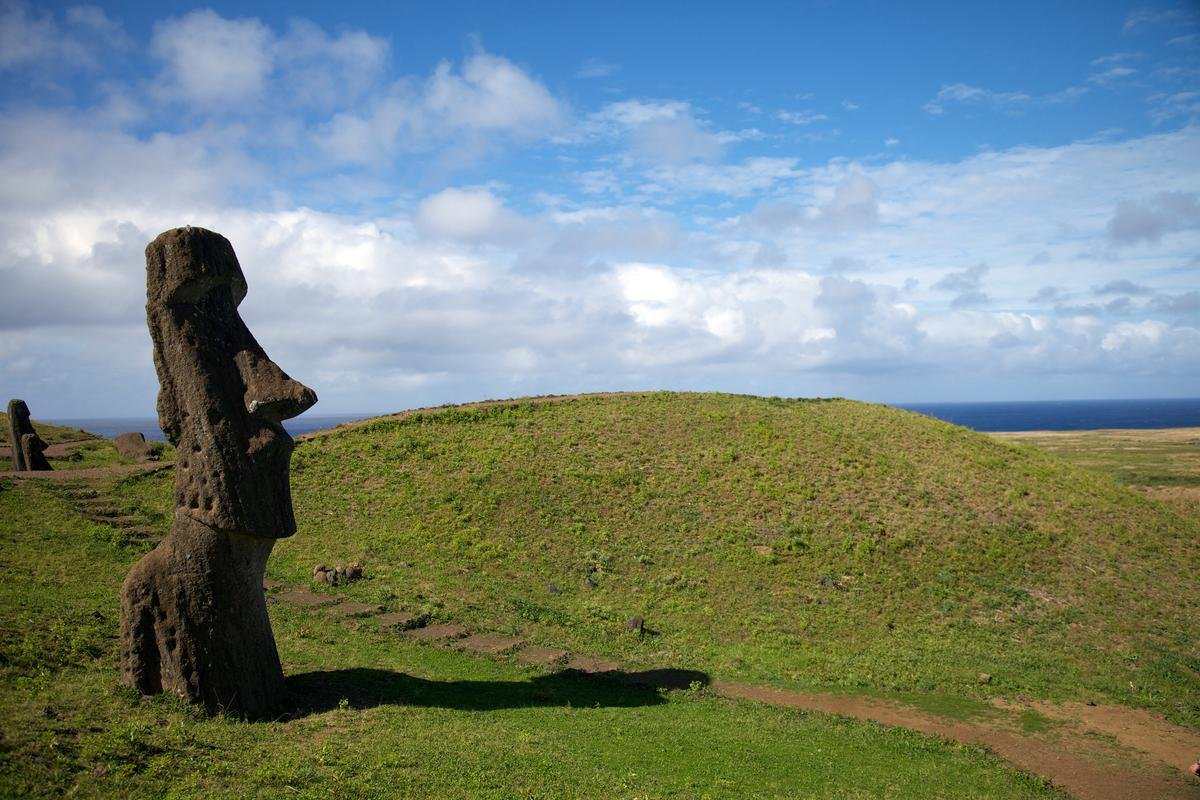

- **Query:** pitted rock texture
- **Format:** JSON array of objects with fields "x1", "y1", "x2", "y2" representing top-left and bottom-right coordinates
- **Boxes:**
[
  {"x1": 119, "y1": 227, "x2": 316, "y2": 718},
  {"x1": 7, "y1": 399, "x2": 51, "y2": 471}
]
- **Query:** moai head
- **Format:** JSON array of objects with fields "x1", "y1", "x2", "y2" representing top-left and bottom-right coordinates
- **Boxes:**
[{"x1": 145, "y1": 227, "x2": 316, "y2": 537}]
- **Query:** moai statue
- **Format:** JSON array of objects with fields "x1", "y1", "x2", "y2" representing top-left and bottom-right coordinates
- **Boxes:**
[
  {"x1": 119, "y1": 227, "x2": 316, "y2": 717},
  {"x1": 7, "y1": 399, "x2": 51, "y2": 471}
]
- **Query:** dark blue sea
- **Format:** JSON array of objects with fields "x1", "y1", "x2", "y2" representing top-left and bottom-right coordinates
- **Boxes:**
[
  {"x1": 48, "y1": 398, "x2": 1200, "y2": 440},
  {"x1": 893, "y1": 398, "x2": 1200, "y2": 432}
]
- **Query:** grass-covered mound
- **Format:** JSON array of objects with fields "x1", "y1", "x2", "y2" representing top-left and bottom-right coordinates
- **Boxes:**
[
  {"x1": 271, "y1": 392, "x2": 1197, "y2": 725},
  {"x1": 0, "y1": 478, "x2": 1062, "y2": 799}
]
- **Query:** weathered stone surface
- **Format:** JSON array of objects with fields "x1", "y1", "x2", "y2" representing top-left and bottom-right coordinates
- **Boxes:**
[
  {"x1": 113, "y1": 432, "x2": 156, "y2": 462},
  {"x1": 7, "y1": 399, "x2": 51, "y2": 471},
  {"x1": 119, "y1": 227, "x2": 316, "y2": 718}
]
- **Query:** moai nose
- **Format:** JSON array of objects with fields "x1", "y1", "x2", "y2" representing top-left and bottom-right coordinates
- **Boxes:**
[{"x1": 236, "y1": 350, "x2": 317, "y2": 423}]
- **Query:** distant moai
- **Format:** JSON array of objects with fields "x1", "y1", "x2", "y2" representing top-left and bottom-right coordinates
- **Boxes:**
[
  {"x1": 6, "y1": 399, "x2": 51, "y2": 471},
  {"x1": 119, "y1": 227, "x2": 316, "y2": 717}
]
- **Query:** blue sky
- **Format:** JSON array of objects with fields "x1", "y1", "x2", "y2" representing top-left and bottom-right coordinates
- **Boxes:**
[{"x1": 1, "y1": 0, "x2": 1198, "y2": 417}]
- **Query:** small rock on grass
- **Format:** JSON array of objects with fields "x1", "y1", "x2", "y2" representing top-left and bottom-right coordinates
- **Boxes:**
[
  {"x1": 977, "y1": 672, "x2": 993, "y2": 685},
  {"x1": 626, "y1": 616, "x2": 644, "y2": 635}
]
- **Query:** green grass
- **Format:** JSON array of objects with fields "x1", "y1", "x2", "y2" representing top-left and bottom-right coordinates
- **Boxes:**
[
  {"x1": 251, "y1": 392, "x2": 1197, "y2": 726},
  {"x1": 0, "y1": 477, "x2": 1064, "y2": 799}
]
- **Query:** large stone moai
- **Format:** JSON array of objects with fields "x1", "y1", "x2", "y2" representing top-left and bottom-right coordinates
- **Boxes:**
[
  {"x1": 6, "y1": 399, "x2": 51, "y2": 471},
  {"x1": 119, "y1": 227, "x2": 316, "y2": 717}
]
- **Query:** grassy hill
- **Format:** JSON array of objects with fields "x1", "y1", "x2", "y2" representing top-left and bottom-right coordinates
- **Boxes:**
[
  {"x1": 267, "y1": 392, "x2": 1197, "y2": 724},
  {"x1": 1, "y1": 469, "x2": 1061, "y2": 799},
  {"x1": 2, "y1": 391, "x2": 1195, "y2": 797},
  {"x1": 0, "y1": 411, "x2": 97, "y2": 446}
]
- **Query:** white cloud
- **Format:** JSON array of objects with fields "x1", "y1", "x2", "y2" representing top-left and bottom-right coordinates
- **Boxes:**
[
  {"x1": 415, "y1": 187, "x2": 531, "y2": 242},
  {"x1": 1088, "y1": 66, "x2": 1137, "y2": 84},
  {"x1": 317, "y1": 48, "x2": 567, "y2": 166},
  {"x1": 923, "y1": 83, "x2": 1031, "y2": 115},
  {"x1": 151, "y1": 10, "x2": 273, "y2": 105},
  {"x1": 0, "y1": 0, "x2": 125, "y2": 71},
  {"x1": 777, "y1": 109, "x2": 829, "y2": 125},
  {"x1": 631, "y1": 114, "x2": 724, "y2": 164}
]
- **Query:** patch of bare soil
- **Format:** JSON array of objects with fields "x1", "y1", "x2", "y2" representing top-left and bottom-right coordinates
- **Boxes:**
[
  {"x1": 456, "y1": 634, "x2": 523, "y2": 655},
  {"x1": 712, "y1": 681, "x2": 1199, "y2": 800},
  {"x1": 400, "y1": 623, "x2": 467, "y2": 640}
]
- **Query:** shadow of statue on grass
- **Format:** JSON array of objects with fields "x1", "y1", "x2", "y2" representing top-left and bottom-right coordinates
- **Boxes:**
[{"x1": 283, "y1": 667, "x2": 710, "y2": 718}]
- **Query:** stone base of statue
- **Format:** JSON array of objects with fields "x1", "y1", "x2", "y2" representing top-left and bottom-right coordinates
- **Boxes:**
[{"x1": 120, "y1": 515, "x2": 284, "y2": 717}]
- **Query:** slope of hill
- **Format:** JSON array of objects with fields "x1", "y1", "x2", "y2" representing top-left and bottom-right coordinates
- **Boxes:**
[
  {"x1": 0, "y1": 411, "x2": 98, "y2": 446},
  {"x1": 269, "y1": 392, "x2": 1198, "y2": 726}
]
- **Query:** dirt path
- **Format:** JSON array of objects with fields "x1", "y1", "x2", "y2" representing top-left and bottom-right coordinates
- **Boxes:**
[
  {"x1": 713, "y1": 682, "x2": 1198, "y2": 800},
  {"x1": 0, "y1": 438, "x2": 99, "y2": 461},
  {"x1": 264, "y1": 582, "x2": 1200, "y2": 800}
]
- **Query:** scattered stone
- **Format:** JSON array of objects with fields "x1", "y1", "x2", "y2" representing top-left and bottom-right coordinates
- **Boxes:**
[
  {"x1": 817, "y1": 574, "x2": 844, "y2": 590},
  {"x1": 401, "y1": 623, "x2": 467, "y2": 640},
  {"x1": 457, "y1": 634, "x2": 523, "y2": 655},
  {"x1": 584, "y1": 576, "x2": 598, "y2": 590},
  {"x1": 312, "y1": 561, "x2": 364, "y2": 586},
  {"x1": 515, "y1": 646, "x2": 569, "y2": 667},
  {"x1": 626, "y1": 616, "x2": 644, "y2": 635},
  {"x1": 262, "y1": 579, "x2": 283, "y2": 591},
  {"x1": 547, "y1": 583, "x2": 560, "y2": 594},
  {"x1": 113, "y1": 432, "x2": 156, "y2": 462},
  {"x1": 377, "y1": 611, "x2": 426, "y2": 631},
  {"x1": 6, "y1": 399, "x2": 51, "y2": 471},
  {"x1": 753, "y1": 545, "x2": 773, "y2": 556},
  {"x1": 977, "y1": 672, "x2": 993, "y2": 685}
]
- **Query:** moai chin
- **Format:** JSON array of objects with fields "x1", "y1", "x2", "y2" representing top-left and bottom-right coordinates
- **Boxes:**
[
  {"x1": 6, "y1": 399, "x2": 51, "y2": 471},
  {"x1": 119, "y1": 227, "x2": 316, "y2": 717}
]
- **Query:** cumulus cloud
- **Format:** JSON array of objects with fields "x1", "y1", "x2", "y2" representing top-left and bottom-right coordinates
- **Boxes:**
[
  {"x1": 151, "y1": 10, "x2": 274, "y2": 105},
  {"x1": 317, "y1": 48, "x2": 567, "y2": 166},
  {"x1": 933, "y1": 263, "x2": 990, "y2": 308},
  {"x1": 415, "y1": 187, "x2": 531, "y2": 242},
  {"x1": 0, "y1": 1, "x2": 127, "y2": 71},
  {"x1": 1106, "y1": 191, "x2": 1200, "y2": 245}
]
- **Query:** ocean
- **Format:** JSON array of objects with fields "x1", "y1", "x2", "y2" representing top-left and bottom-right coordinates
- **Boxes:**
[{"x1": 47, "y1": 398, "x2": 1200, "y2": 441}]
